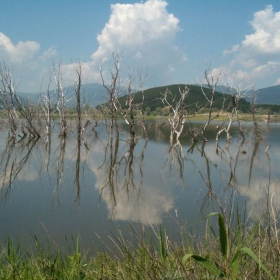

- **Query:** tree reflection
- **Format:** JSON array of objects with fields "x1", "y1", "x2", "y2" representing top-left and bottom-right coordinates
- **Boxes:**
[
  {"x1": 98, "y1": 125, "x2": 148, "y2": 219},
  {"x1": 54, "y1": 135, "x2": 67, "y2": 204},
  {"x1": 162, "y1": 140, "x2": 184, "y2": 185},
  {"x1": 0, "y1": 136, "x2": 39, "y2": 201}
]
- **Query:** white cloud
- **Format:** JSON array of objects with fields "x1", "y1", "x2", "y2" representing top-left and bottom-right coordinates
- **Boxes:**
[
  {"x1": 87, "y1": 0, "x2": 185, "y2": 86},
  {"x1": 223, "y1": 44, "x2": 240, "y2": 56},
  {"x1": 223, "y1": 5, "x2": 280, "y2": 88},
  {"x1": 243, "y1": 5, "x2": 280, "y2": 54},
  {"x1": 39, "y1": 46, "x2": 57, "y2": 61},
  {"x1": 0, "y1": 31, "x2": 57, "y2": 92},
  {"x1": 0, "y1": 32, "x2": 40, "y2": 64}
]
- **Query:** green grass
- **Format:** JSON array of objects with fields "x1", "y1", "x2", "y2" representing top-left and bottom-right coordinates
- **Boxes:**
[
  {"x1": 1, "y1": 213, "x2": 279, "y2": 280},
  {"x1": 140, "y1": 113, "x2": 279, "y2": 123}
]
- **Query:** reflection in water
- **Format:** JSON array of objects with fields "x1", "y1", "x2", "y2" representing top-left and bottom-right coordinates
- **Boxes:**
[
  {"x1": 54, "y1": 135, "x2": 67, "y2": 205},
  {"x1": 0, "y1": 137, "x2": 39, "y2": 200},
  {"x1": 0, "y1": 122, "x2": 280, "y2": 248},
  {"x1": 95, "y1": 125, "x2": 172, "y2": 224},
  {"x1": 162, "y1": 140, "x2": 184, "y2": 185}
]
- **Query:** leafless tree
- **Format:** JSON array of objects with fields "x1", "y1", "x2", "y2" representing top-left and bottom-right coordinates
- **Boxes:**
[
  {"x1": 215, "y1": 79, "x2": 252, "y2": 143},
  {"x1": 0, "y1": 62, "x2": 40, "y2": 138},
  {"x1": 0, "y1": 63, "x2": 19, "y2": 137},
  {"x1": 39, "y1": 72, "x2": 55, "y2": 137},
  {"x1": 100, "y1": 52, "x2": 120, "y2": 134},
  {"x1": 53, "y1": 62, "x2": 70, "y2": 137},
  {"x1": 100, "y1": 52, "x2": 148, "y2": 141},
  {"x1": 73, "y1": 62, "x2": 82, "y2": 137},
  {"x1": 160, "y1": 85, "x2": 189, "y2": 145},
  {"x1": 199, "y1": 66, "x2": 222, "y2": 142}
]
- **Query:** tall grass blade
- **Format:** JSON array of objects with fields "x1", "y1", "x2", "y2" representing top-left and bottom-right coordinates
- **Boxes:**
[
  {"x1": 218, "y1": 213, "x2": 227, "y2": 258},
  {"x1": 239, "y1": 247, "x2": 275, "y2": 280},
  {"x1": 182, "y1": 253, "x2": 224, "y2": 278},
  {"x1": 158, "y1": 226, "x2": 166, "y2": 260},
  {"x1": 204, "y1": 212, "x2": 228, "y2": 257}
]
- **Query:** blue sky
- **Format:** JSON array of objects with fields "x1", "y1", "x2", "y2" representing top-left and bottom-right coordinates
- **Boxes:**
[{"x1": 1, "y1": 0, "x2": 280, "y2": 92}]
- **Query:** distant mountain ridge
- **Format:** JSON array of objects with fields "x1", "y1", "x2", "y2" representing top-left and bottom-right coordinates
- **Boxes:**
[
  {"x1": 17, "y1": 83, "x2": 108, "y2": 107},
  {"x1": 246, "y1": 85, "x2": 280, "y2": 105},
  {"x1": 197, "y1": 84, "x2": 280, "y2": 105}
]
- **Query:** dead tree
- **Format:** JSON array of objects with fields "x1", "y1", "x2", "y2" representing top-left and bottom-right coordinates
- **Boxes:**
[
  {"x1": 53, "y1": 62, "x2": 69, "y2": 137},
  {"x1": 0, "y1": 63, "x2": 40, "y2": 138},
  {"x1": 17, "y1": 98, "x2": 41, "y2": 138},
  {"x1": 120, "y1": 69, "x2": 148, "y2": 140},
  {"x1": 73, "y1": 62, "x2": 82, "y2": 136},
  {"x1": 199, "y1": 66, "x2": 222, "y2": 142},
  {"x1": 160, "y1": 85, "x2": 189, "y2": 145},
  {"x1": 100, "y1": 52, "x2": 147, "y2": 142},
  {"x1": 39, "y1": 72, "x2": 55, "y2": 137},
  {"x1": 100, "y1": 52, "x2": 120, "y2": 134},
  {"x1": 0, "y1": 63, "x2": 19, "y2": 137},
  {"x1": 215, "y1": 79, "x2": 251, "y2": 143}
]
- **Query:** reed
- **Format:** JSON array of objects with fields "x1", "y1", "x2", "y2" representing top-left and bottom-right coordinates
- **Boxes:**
[{"x1": 0, "y1": 210, "x2": 279, "y2": 280}]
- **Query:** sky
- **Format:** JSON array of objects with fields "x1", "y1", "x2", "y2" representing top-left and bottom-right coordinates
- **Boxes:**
[{"x1": 0, "y1": 0, "x2": 280, "y2": 92}]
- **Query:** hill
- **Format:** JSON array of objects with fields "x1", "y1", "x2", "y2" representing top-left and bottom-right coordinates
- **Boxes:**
[
  {"x1": 245, "y1": 85, "x2": 280, "y2": 105},
  {"x1": 2, "y1": 83, "x2": 279, "y2": 113},
  {"x1": 116, "y1": 84, "x2": 251, "y2": 113}
]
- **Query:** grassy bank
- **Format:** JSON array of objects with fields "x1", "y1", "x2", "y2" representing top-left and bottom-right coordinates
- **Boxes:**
[
  {"x1": 142, "y1": 113, "x2": 280, "y2": 123},
  {"x1": 1, "y1": 213, "x2": 279, "y2": 279}
]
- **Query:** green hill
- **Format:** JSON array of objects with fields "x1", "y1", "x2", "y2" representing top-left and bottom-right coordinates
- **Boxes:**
[{"x1": 117, "y1": 84, "x2": 251, "y2": 113}]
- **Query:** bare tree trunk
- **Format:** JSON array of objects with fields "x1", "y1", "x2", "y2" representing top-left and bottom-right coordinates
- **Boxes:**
[
  {"x1": 160, "y1": 85, "x2": 189, "y2": 145},
  {"x1": 199, "y1": 66, "x2": 222, "y2": 142},
  {"x1": 0, "y1": 62, "x2": 40, "y2": 138},
  {"x1": 100, "y1": 52, "x2": 120, "y2": 135},
  {"x1": 53, "y1": 62, "x2": 68, "y2": 137},
  {"x1": 100, "y1": 52, "x2": 148, "y2": 142},
  {"x1": 40, "y1": 74, "x2": 54, "y2": 136},
  {"x1": 74, "y1": 62, "x2": 82, "y2": 136}
]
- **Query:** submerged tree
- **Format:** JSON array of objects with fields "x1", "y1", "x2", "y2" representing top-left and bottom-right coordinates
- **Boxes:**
[
  {"x1": 199, "y1": 66, "x2": 222, "y2": 142},
  {"x1": 53, "y1": 62, "x2": 70, "y2": 137},
  {"x1": 39, "y1": 72, "x2": 55, "y2": 137},
  {"x1": 0, "y1": 62, "x2": 41, "y2": 138},
  {"x1": 160, "y1": 85, "x2": 189, "y2": 145},
  {"x1": 215, "y1": 80, "x2": 250, "y2": 143},
  {"x1": 100, "y1": 52, "x2": 148, "y2": 142},
  {"x1": 0, "y1": 63, "x2": 19, "y2": 137}
]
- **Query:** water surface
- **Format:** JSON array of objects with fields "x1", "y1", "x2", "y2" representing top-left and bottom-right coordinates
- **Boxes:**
[{"x1": 0, "y1": 121, "x2": 279, "y2": 250}]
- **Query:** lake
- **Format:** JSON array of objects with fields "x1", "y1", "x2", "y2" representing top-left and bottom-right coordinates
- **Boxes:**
[{"x1": 0, "y1": 120, "x2": 279, "y2": 252}]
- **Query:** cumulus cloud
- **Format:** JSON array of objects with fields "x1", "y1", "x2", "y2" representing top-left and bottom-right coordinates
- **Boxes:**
[
  {"x1": 87, "y1": 0, "x2": 185, "y2": 86},
  {"x1": 243, "y1": 5, "x2": 280, "y2": 54},
  {"x1": 1, "y1": 0, "x2": 186, "y2": 91},
  {"x1": 39, "y1": 46, "x2": 57, "y2": 61},
  {"x1": 223, "y1": 5, "x2": 280, "y2": 87},
  {"x1": 0, "y1": 32, "x2": 40, "y2": 64},
  {"x1": 223, "y1": 44, "x2": 240, "y2": 56},
  {"x1": 0, "y1": 31, "x2": 59, "y2": 92}
]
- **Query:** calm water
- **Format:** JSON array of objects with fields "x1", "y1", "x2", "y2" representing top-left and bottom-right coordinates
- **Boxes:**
[{"x1": 0, "y1": 120, "x2": 279, "y2": 251}]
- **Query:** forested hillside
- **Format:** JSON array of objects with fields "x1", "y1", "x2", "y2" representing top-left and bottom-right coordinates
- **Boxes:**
[{"x1": 117, "y1": 84, "x2": 251, "y2": 114}]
